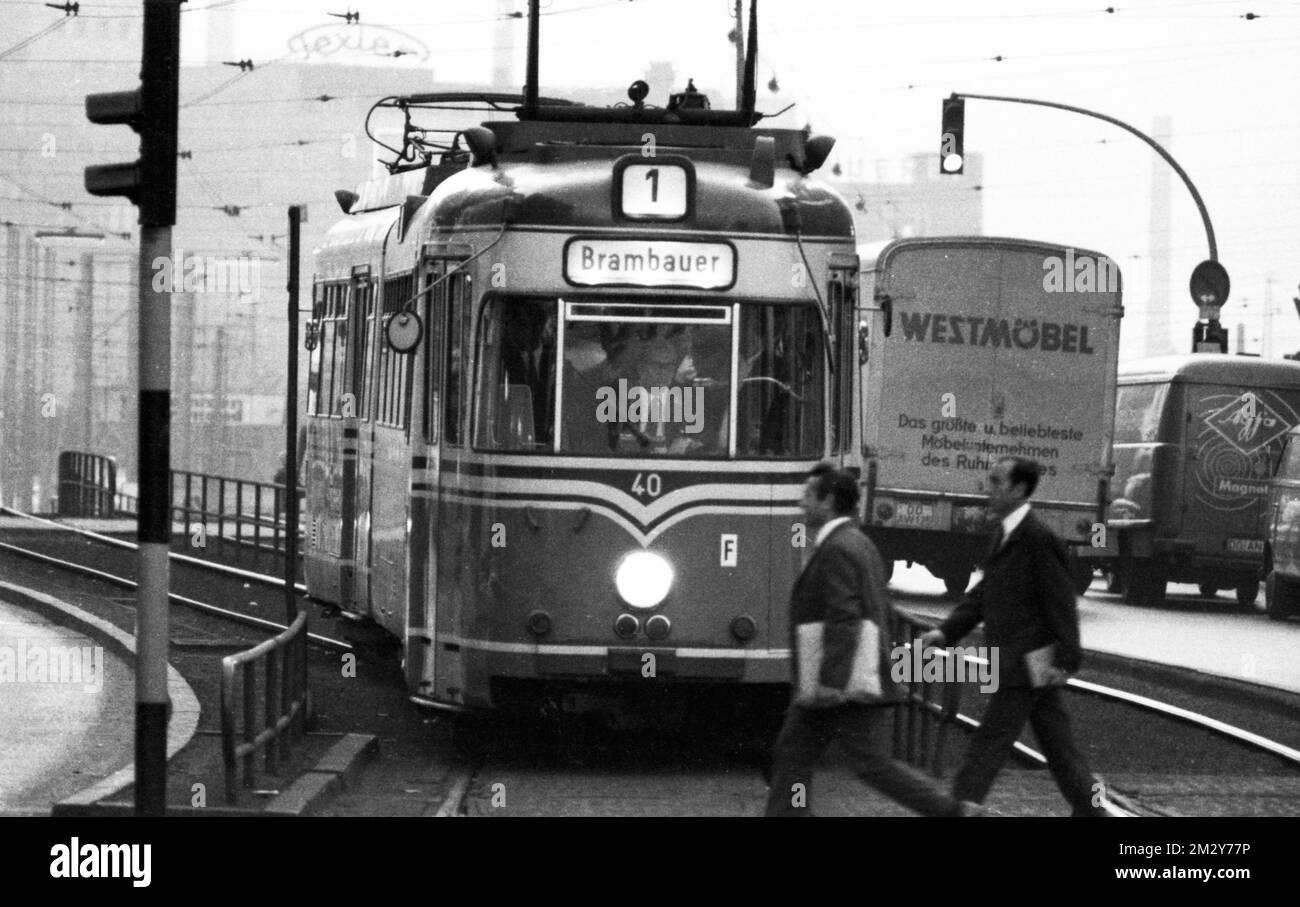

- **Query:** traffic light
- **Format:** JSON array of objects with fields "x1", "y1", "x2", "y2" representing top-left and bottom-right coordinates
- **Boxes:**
[
  {"x1": 940, "y1": 95, "x2": 965, "y2": 175},
  {"x1": 84, "y1": 0, "x2": 181, "y2": 227}
]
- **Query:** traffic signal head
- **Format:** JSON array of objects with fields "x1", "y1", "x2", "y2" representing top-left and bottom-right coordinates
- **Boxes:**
[
  {"x1": 940, "y1": 95, "x2": 965, "y2": 175},
  {"x1": 84, "y1": 90, "x2": 143, "y2": 202},
  {"x1": 82, "y1": 1, "x2": 180, "y2": 227}
]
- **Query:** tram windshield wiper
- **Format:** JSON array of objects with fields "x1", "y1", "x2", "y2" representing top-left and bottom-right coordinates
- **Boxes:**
[{"x1": 610, "y1": 421, "x2": 652, "y2": 449}]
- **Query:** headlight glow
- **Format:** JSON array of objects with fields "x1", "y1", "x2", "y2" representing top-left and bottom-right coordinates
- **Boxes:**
[{"x1": 615, "y1": 551, "x2": 674, "y2": 610}]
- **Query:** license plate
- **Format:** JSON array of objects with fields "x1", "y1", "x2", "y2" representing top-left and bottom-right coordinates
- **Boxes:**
[
  {"x1": 1225, "y1": 538, "x2": 1263, "y2": 555},
  {"x1": 894, "y1": 503, "x2": 934, "y2": 527}
]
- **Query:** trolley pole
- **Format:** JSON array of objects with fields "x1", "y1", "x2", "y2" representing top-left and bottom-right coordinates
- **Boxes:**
[
  {"x1": 285, "y1": 205, "x2": 303, "y2": 624},
  {"x1": 733, "y1": 0, "x2": 744, "y2": 108}
]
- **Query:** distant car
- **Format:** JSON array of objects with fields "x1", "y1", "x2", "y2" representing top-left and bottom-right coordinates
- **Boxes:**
[{"x1": 1262, "y1": 425, "x2": 1300, "y2": 620}]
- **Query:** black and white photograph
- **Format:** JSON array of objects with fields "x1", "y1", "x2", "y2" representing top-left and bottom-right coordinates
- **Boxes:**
[{"x1": 0, "y1": 0, "x2": 1296, "y2": 881}]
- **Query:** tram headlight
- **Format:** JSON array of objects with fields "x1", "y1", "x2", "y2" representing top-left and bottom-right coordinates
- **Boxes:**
[{"x1": 615, "y1": 551, "x2": 674, "y2": 610}]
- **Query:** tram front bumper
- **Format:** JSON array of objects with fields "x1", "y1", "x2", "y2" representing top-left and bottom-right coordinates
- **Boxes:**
[{"x1": 469, "y1": 644, "x2": 789, "y2": 683}]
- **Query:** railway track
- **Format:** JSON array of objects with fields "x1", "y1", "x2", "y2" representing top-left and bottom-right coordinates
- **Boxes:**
[
  {"x1": 0, "y1": 506, "x2": 349, "y2": 651},
  {"x1": 5, "y1": 508, "x2": 1297, "y2": 816}
]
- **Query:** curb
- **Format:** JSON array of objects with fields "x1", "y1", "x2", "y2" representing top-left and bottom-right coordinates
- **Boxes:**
[
  {"x1": 263, "y1": 733, "x2": 379, "y2": 816},
  {"x1": 0, "y1": 580, "x2": 202, "y2": 811}
]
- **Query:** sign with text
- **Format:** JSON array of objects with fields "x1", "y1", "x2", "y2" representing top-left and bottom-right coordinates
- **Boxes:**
[
  {"x1": 564, "y1": 240, "x2": 735, "y2": 289},
  {"x1": 620, "y1": 164, "x2": 688, "y2": 218}
]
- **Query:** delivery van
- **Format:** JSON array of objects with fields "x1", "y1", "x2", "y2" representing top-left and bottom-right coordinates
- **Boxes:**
[
  {"x1": 857, "y1": 236, "x2": 1123, "y2": 595},
  {"x1": 1259, "y1": 425, "x2": 1300, "y2": 620},
  {"x1": 1100, "y1": 354, "x2": 1300, "y2": 607}
]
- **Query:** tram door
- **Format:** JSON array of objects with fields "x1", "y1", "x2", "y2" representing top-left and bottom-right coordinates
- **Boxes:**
[
  {"x1": 401, "y1": 260, "x2": 457, "y2": 697},
  {"x1": 363, "y1": 271, "x2": 418, "y2": 635}
]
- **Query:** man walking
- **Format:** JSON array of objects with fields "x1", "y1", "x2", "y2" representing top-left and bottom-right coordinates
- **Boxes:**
[
  {"x1": 765, "y1": 462, "x2": 967, "y2": 817},
  {"x1": 921, "y1": 456, "x2": 1108, "y2": 816}
]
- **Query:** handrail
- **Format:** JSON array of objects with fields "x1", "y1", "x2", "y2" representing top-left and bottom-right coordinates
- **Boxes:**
[
  {"x1": 890, "y1": 609, "x2": 965, "y2": 778},
  {"x1": 220, "y1": 608, "x2": 311, "y2": 804}
]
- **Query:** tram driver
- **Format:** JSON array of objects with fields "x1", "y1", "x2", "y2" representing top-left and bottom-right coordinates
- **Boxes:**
[{"x1": 562, "y1": 322, "x2": 726, "y2": 455}]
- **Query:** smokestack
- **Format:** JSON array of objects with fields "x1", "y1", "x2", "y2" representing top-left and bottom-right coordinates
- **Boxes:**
[
  {"x1": 493, "y1": 0, "x2": 515, "y2": 90},
  {"x1": 1145, "y1": 116, "x2": 1173, "y2": 357}
]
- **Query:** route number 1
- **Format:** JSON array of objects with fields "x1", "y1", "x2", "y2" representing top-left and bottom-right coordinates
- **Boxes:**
[{"x1": 620, "y1": 164, "x2": 687, "y2": 218}]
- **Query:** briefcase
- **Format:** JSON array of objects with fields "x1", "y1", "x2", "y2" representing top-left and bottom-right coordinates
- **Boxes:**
[
  {"x1": 794, "y1": 619, "x2": 883, "y2": 706},
  {"x1": 1024, "y1": 642, "x2": 1064, "y2": 688}
]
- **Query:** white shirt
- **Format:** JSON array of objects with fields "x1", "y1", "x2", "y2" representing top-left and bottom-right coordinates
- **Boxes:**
[
  {"x1": 814, "y1": 516, "x2": 853, "y2": 550},
  {"x1": 998, "y1": 502, "x2": 1031, "y2": 547}
]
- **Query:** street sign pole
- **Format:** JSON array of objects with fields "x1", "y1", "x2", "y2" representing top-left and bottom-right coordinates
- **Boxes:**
[{"x1": 285, "y1": 205, "x2": 302, "y2": 625}]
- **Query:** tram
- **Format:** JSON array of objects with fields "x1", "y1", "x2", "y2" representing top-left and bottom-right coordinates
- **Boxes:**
[{"x1": 301, "y1": 2, "x2": 859, "y2": 711}]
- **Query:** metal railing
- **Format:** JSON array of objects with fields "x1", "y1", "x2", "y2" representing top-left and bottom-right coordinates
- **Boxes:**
[
  {"x1": 55, "y1": 452, "x2": 303, "y2": 574},
  {"x1": 890, "y1": 609, "x2": 966, "y2": 778},
  {"x1": 57, "y1": 452, "x2": 130, "y2": 517},
  {"x1": 220, "y1": 608, "x2": 311, "y2": 804},
  {"x1": 170, "y1": 468, "x2": 300, "y2": 560}
]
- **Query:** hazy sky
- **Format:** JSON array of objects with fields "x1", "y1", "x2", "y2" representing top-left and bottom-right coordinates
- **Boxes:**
[{"x1": 12, "y1": 0, "x2": 1300, "y2": 359}]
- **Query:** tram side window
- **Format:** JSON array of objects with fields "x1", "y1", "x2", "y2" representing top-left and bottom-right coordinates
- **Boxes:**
[
  {"x1": 331, "y1": 295, "x2": 350, "y2": 416},
  {"x1": 358, "y1": 283, "x2": 375, "y2": 421},
  {"x1": 474, "y1": 297, "x2": 557, "y2": 451},
  {"x1": 736, "y1": 304, "x2": 826, "y2": 457},
  {"x1": 444, "y1": 275, "x2": 466, "y2": 445},
  {"x1": 306, "y1": 285, "x2": 324, "y2": 416},
  {"x1": 376, "y1": 273, "x2": 415, "y2": 429},
  {"x1": 421, "y1": 273, "x2": 443, "y2": 443},
  {"x1": 312, "y1": 283, "x2": 348, "y2": 417},
  {"x1": 827, "y1": 278, "x2": 844, "y2": 451}
]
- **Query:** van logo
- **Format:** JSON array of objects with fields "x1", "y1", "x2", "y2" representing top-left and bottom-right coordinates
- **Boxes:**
[{"x1": 1203, "y1": 391, "x2": 1290, "y2": 455}]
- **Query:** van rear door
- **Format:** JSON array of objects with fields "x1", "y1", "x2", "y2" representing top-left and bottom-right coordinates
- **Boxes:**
[{"x1": 1181, "y1": 383, "x2": 1300, "y2": 560}]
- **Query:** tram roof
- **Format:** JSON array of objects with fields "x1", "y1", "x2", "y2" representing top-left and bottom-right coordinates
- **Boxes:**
[
  {"x1": 1119, "y1": 354, "x2": 1300, "y2": 386},
  {"x1": 332, "y1": 137, "x2": 854, "y2": 244}
]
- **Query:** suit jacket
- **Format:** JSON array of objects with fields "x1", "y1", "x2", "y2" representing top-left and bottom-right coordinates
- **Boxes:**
[
  {"x1": 789, "y1": 521, "x2": 904, "y2": 704},
  {"x1": 937, "y1": 509, "x2": 1083, "y2": 688}
]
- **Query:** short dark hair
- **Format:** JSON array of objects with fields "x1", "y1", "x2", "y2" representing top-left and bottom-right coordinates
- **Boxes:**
[
  {"x1": 998, "y1": 456, "x2": 1041, "y2": 498},
  {"x1": 808, "y1": 461, "x2": 860, "y2": 516}
]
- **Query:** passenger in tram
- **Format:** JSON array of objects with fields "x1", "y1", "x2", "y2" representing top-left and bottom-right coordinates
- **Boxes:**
[
  {"x1": 562, "y1": 323, "x2": 715, "y2": 455},
  {"x1": 499, "y1": 302, "x2": 556, "y2": 442}
]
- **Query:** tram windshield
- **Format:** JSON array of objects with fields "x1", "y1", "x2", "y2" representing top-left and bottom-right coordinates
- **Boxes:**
[{"x1": 473, "y1": 298, "x2": 826, "y2": 457}]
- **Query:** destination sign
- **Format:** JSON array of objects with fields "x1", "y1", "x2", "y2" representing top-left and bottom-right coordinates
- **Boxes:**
[{"x1": 564, "y1": 240, "x2": 735, "y2": 289}]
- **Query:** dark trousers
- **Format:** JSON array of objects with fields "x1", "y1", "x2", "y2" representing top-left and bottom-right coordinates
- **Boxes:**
[
  {"x1": 764, "y1": 702, "x2": 961, "y2": 817},
  {"x1": 953, "y1": 685, "x2": 1105, "y2": 816}
]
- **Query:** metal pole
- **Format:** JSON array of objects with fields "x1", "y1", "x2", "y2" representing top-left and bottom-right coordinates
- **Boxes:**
[
  {"x1": 78, "y1": 252, "x2": 95, "y2": 450},
  {"x1": 41, "y1": 246, "x2": 56, "y2": 511},
  {"x1": 136, "y1": 224, "x2": 171, "y2": 816},
  {"x1": 285, "y1": 206, "x2": 301, "y2": 624},
  {"x1": 134, "y1": 0, "x2": 182, "y2": 818},
  {"x1": 523, "y1": 0, "x2": 539, "y2": 116},
  {"x1": 2, "y1": 225, "x2": 19, "y2": 502},
  {"x1": 955, "y1": 92, "x2": 1218, "y2": 261},
  {"x1": 733, "y1": 0, "x2": 744, "y2": 109}
]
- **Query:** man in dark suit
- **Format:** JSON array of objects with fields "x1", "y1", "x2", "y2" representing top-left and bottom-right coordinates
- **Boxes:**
[
  {"x1": 764, "y1": 463, "x2": 968, "y2": 817},
  {"x1": 921, "y1": 456, "x2": 1108, "y2": 816}
]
